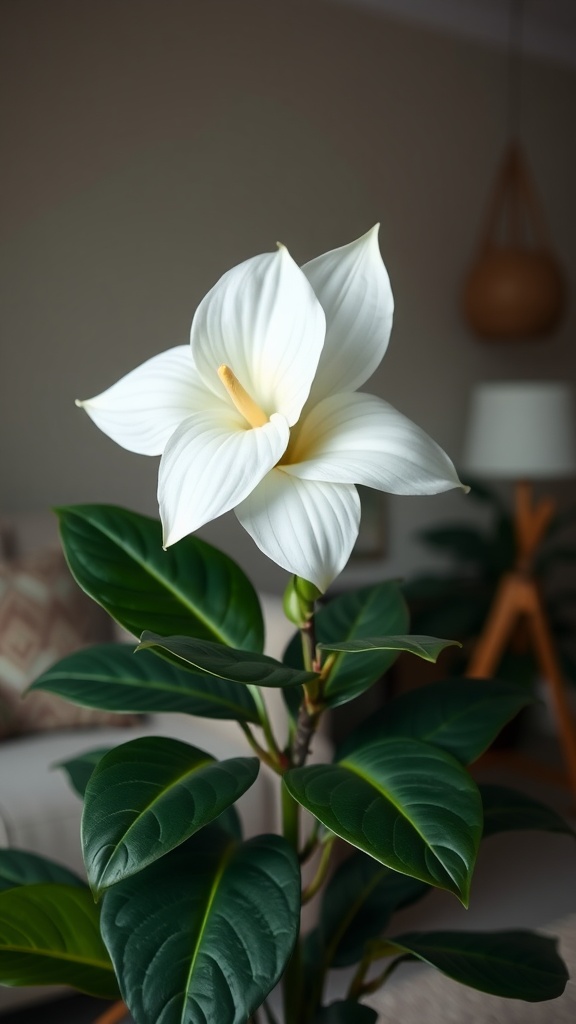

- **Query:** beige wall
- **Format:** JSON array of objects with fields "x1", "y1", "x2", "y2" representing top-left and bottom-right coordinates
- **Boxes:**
[{"x1": 2, "y1": 0, "x2": 575, "y2": 591}]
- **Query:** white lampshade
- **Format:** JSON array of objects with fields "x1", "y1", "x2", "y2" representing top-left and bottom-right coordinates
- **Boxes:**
[{"x1": 464, "y1": 381, "x2": 576, "y2": 479}]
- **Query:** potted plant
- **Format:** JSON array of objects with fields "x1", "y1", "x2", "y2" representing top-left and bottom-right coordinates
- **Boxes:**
[{"x1": 0, "y1": 228, "x2": 571, "y2": 1023}]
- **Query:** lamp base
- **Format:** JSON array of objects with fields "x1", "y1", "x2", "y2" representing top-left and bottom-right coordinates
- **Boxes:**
[{"x1": 467, "y1": 568, "x2": 576, "y2": 802}]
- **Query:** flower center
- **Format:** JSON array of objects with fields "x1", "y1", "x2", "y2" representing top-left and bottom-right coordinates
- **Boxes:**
[{"x1": 218, "y1": 365, "x2": 269, "y2": 429}]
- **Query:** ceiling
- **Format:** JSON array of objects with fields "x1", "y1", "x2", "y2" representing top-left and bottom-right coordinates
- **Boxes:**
[{"x1": 327, "y1": 0, "x2": 576, "y2": 68}]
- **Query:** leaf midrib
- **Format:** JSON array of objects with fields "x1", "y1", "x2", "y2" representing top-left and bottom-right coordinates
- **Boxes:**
[
  {"x1": 182, "y1": 843, "x2": 235, "y2": 1022},
  {"x1": 325, "y1": 586, "x2": 408, "y2": 697},
  {"x1": 413, "y1": 693, "x2": 531, "y2": 752},
  {"x1": 65, "y1": 510, "x2": 230, "y2": 646},
  {"x1": 337, "y1": 756, "x2": 464, "y2": 890},
  {"x1": 38, "y1": 666, "x2": 254, "y2": 717},
  {"x1": 338, "y1": 758, "x2": 430, "y2": 848},
  {"x1": 91, "y1": 755, "x2": 215, "y2": 888},
  {"x1": 392, "y1": 938, "x2": 561, "y2": 976},
  {"x1": 1, "y1": 943, "x2": 113, "y2": 970},
  {"x1": 142, "y1": 637, "x2": 314, "y2": 687}
]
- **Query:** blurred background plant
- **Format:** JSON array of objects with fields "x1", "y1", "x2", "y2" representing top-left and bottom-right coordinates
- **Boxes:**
[{"x1": 402, "y1": 481, "x2": 576, "y2": 692}]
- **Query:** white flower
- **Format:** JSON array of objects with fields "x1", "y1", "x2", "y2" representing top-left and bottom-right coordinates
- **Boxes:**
[{"x1": 77, "y1": 227, "x2": 464, "y2": 591}]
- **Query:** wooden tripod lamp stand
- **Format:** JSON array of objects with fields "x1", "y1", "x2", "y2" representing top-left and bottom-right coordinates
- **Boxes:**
[{"x1": 463, "y1": 382, "x2": 576, "y2": 797}]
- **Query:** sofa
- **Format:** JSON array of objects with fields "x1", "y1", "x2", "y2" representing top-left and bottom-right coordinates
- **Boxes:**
[{"x1": 0, "y1": 513, "x2": 329, "y2": 1014}]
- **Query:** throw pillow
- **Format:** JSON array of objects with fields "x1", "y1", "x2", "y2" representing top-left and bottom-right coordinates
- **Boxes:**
[{"x1": 0, "y1": 549, "x2": 140, "y2": 738}]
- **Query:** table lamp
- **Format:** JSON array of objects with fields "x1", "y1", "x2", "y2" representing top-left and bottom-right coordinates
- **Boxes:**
[{"x1": 462, "y1": 381, "x2": 576, "y2": 796}]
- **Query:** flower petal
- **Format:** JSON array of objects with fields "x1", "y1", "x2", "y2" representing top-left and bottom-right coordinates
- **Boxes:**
[
  {"x1": 76, "y1": 346, "x2": 217, "y2": 456},
  {"x1": 190, "y1": 246, "x2": 326, "y2": 425},
  {"x1": 235, "y1": 470, "x2": 360, "y2": 592},
  {"x1": 284, "y1": 392, "x2": 465, "y2": 494},
  {"x1": 302, "y1": 225, "x2": 393, "y2": 403},
  {"x1": 159, "y1": 411, "x2": 290, "y2": 547}
]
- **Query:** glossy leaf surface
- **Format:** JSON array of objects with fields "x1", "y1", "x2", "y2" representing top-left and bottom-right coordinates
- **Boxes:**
[
  {"x1": 318, "y1": 635, "x2": 460, "y2": 661},
  {"x1": 0, "y1": 884, "x2": 119, "y2": 998},
  {"x1": 417, "y1": 525, "x2": 491, "y2": 562},
  {"x1": 315, "y1": 1002, "x2": 378, "y2": 1023},
  {"x1": 33, "y1": 643, "x2": 259, "y2": 723},
  {"x1": 82, "y1": 736, "x2": 259, "y2": 893},
  {"x1": 480, "y1": 784, "x2": 576, "y2": 838},
  {"x1": 56, "y1": 504, "x2": 263, "y2": 650},
  {"x1": 0, "y1": 850, "x2": 86, "y2": 893},
  {"x1": 339, "y1": 679, "x2": 532, "y2": 765},
  {"x1": 101, "y1": 830, "x2": 300, "y2": 1024},
  {"x1": 387, "y1": 930, "x2": 568, "y2": 1001},
  {"x1": 318, "y1": 851, "x2": 429, "y2": 967},
  {"x1": 284, "y1": 737, "x2": 482, "y2": 903},
  {"x1": 139, "y1": 632, "x2": 317, "y2": 688},
  {"x1": 284, "y1": 582, "x2": 409, "y2": 708}
]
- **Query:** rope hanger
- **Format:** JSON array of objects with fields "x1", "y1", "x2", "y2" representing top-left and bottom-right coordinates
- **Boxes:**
[{"x1": 462, "y1": 0, "x2": 565, "y2": 341}]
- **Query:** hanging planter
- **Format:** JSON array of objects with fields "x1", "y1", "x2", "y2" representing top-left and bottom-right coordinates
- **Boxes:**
[{"x1": 463, "y1": 142, "x2": 565, "y2": 341}]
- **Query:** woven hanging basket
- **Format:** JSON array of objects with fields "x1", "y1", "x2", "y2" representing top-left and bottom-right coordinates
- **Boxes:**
[{"x1": 462, "y1": 143, "x2": 565, "y2": 341}]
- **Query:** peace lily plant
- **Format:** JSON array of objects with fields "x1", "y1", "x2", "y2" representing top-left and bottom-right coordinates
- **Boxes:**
[{"x1": 0, "y1": 228, "x2": 571, "y2": 1024}]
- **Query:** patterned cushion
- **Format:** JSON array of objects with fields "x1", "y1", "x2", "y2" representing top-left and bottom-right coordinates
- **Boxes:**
[{"x1": 0, "y1": 549, "x2": 140, "y2": 738}]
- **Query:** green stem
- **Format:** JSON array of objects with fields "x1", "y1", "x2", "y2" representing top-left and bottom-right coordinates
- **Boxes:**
[
  {"x1": 281, "y1": 786, "x2": 302, "y2": 1024},
  {"x1": 347, "y1": 950, "x2": 377, "y2": 1001},
  {"x1": 282, "y1": 784, "x2": 300, "y2": 854},
  {"x1": 348, "y1": 953, "x2": 408, "y2": 1000},
  {"x1": 298, "y1": 819, "x2": 320, "y2": 863},
  {"x1": 282, "y1": 590, "x2": 329, "y2": 1021},
  {"x1": 292, "y1": 613, "x2": 322, "y2": 767},
  {"x1": 301, "y1": 834, "x2": 335, "y2": 903},
  {"x1": 238, "y1": 721, "x2": 279, "y2": 772},
  {"x1": 247, "y1": 684, "x2": 284, "y2": 763},
  {"x1": 300, "y1": 616, "x2": 318, "y2": 673}
]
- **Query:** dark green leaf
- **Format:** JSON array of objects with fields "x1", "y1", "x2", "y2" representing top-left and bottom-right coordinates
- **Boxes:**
[
  {"x1": 480, "y1": 784, "x2": 576, "y2": 838},
  {"x1": 101, "y1": 831, "x2": 300, "y2": 1024},
  {"x1": 318, "y1": 635, "x2": 460, "y2": 661},
  {"x1": 0, "y1": 850, "x2": 86, "y2": 893},
  {"x1": 284, "y1": 737, "x2": 482, "y2": 904},
  {"x1": 319, "y1": 851, "x2": 429, "y2": 968},
  {"x1": 487, "y1": 514, "x2": 516, "y2": 576},
  {"x1": 403, "y1": 579, "x2": 492, "y2": 643},
  {"x1": 0, "y1": 884, "x2": 120, "y2": 998},
  {"x1": 417, "y1": 525, "x2": 490, "y2": 562},
  {"x1": 559, "y1": 646, "x2": 576, "y2": 687},
  {"x1": 214, "y1": 804, "x2": 243, "y2": 841},
  {"x1": 387, "y1": 929, "x2": 568, "y2": 1001},
  {"x1": 33, "y1": 643, "x2": 259, "y2": 723},
  {"x1": 284, "y1": 583, "x2": 409, "y2": 709},
  {"x1": 315, "y1": 1002, "x2": 378, "y2": 1023},
  {"x1": 535, "y1": 545, "x2": 576, "y2": 575},
  {"x1": 301, "y1": 927, "x2": 325, "y2": 1010},
  {"x1": 139, "y1": 632, "x2": 318, "y2": 688},
  {"x1": 496, "y1": 650, "x2": 537, "y2": 689},
  {"x1": 56, "y1": 504, "x2": 264, "y2": 650},
  {"x1": 56, "y1": 747, "x2": 113, "y2": 798},
  {"x1": 82, "y1": 736, "x2": 259, "y2": 893},
  {"x1": 464, "y1": 478, "x2": 503, "y2": 506},
  {"x1": 546, "y1": 588, "x2": 576, "y2": 613},
  {"x1": 338, "y1": 679, "x2": 532, "y2": 765}
]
